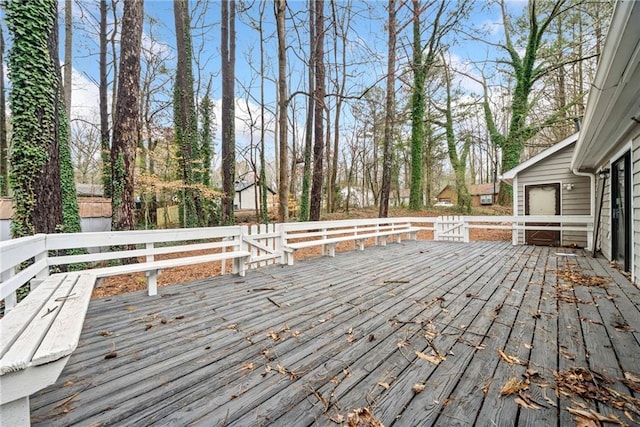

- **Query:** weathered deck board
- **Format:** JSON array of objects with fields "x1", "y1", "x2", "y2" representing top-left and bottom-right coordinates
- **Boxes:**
[{"x1": 28, "y1": 241, "x2": 640, "y2": 426}]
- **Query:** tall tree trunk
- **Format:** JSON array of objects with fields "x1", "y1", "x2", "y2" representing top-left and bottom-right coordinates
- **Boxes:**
[
  {"x1": 111, "y1": 0, "x2": 143, "y2": 232},
  {"x1": 63, "y1": 0, "x2": 72, "y2": 118},
  {"x1": 276, "y1": 0, "x2": 288, "y2": 222},
  {"x1": 175, "y1": 0, "x2": 202, "y2": 227},
  {"x1": 7, "y1": 0, "x2": 63, "y2": 236},
  {"x1": 300, "y1": 0, "x2": 315, "y2": 221},
  {"x1": 408, "y1": 0, "x2": 424, "y2": 210},
  {"x1": 309, "y1": 0, "x2": 325, "y2": 221},
  {"x1": 0, "y1": 25, "x2": 7, "y2": 196},
  {"x1": 221, "y1": 0, "x2": 236, "y2": 224},
  {"x1": 379, "y1": 0, "x2": 396, "y2": 218},
  {"x1": 100, "y1": 0, "x2": 111, "y2": 197},
  {"x1": 258, "y1": 1, "x2": 268, "y2": 224}
]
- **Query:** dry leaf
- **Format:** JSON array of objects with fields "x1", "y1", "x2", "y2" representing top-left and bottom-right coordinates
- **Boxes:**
[
  {"x1": 574, "y1": 415, "x2": 598, "y2": 427},
  {"x1": 397, "y1": 340, "x2": 410, "y2": 348},
  {"x1": 145, "y1": 323, "x2": 153, "y2": 331},
  {"x1": 329, "y1": 413, "x2": 344, "y2": 424},
  {"x1": 514, "y1": 396, "x2": 540, "y2": 410},
  {"x1": 345, "y1": 407, "x2": 383, "y2": 427},
  {"x1": 624, "y1": 372, "x2": 640, "y2": 383},
  {"x1": 498, "y1": 349, "x2": 521, "y2": 365},
  {"x1": 412, "y1": 383, "x2": 425, "y2": 393},
  {"x1": 378, "y1": 382, "x2": 390, "y2": 390},
  {"x1": 268, "y1": 330, "x2": 281, "y2": 341},
  {"x1": 567, "y1": 407, "x2": 621, "y2": 423},
  {"x1": 104, "y1": 351, "x2": 117, "y2": 359},
  {"x1": 99, "y1": 330, "x2": 112, "y2": 336},
  {"x1": 240, "y1": 362, "x2": 255, "y2": 371},
  {"x1": 415, "y1": 351, "x2": 441, "y2": 365},
  {"x1": 500, "y1": 377, "x2": 528, "y2": 396}
]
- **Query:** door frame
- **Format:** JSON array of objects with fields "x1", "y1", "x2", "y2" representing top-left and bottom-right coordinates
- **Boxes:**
[
  {"x1": 611, "y1": 151, "x2": 631, "y2": 271},
  {"x1": 524, "y1": 182, "x2": 561, "y2": 246}
]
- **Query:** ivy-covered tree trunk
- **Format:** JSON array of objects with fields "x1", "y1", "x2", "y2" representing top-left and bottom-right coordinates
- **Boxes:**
[
  {"x1": 111, "y1": 0, "x2": 143, "y2": 232},
  {"x1": 7, "y1": 0, "x2": 63, "y2": 237},
  {"x1": 174, "y1": 0, "x2": 202, "y2": 227},
  {"x1": 0, "y1": 25, "x2": 8, "y2": 196},
  {"x1": 408, "y1": 0, "x2": 424, "y2": 211},
  {"x1": 220, "y1": 0, "x2": 236, "y2": 225}
]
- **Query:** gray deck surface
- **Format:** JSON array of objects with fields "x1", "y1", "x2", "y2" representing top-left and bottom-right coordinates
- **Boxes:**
[{"x1": 30, "y1": 240, "x2": 640, "y2": 426}]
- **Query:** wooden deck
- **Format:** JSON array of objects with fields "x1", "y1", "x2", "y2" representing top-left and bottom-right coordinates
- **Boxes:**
[{"x1": 29, "y1": 241, "x2": 640, "y2": 426}]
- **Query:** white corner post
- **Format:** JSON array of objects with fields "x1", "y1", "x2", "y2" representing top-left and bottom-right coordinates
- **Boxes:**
[{"x1": 145, "y1": 243, "x2": 157, "y2": 296}]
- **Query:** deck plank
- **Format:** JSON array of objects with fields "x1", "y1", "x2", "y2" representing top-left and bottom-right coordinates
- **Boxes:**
[{"x1": 27, "y1": 241, "x2": 640, "y2": 427}]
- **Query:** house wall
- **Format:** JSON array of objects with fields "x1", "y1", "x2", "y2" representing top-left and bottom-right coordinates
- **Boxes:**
[
  {"x1": 515, "y1": 144, "x2": 591, "y2": 247},
  {"x1": 594, "y1": 124, "x2": 640, "y2": 284},
  {"x1": 633, "y1": 129, "x2": 640, "y2": 284}
]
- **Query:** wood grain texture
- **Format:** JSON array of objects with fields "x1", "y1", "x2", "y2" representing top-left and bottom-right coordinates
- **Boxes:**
[{"x1": 27, "y1": 241, "x2": 640, "y2": 427}]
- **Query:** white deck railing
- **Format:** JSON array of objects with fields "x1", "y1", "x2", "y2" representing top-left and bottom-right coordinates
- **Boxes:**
[{"x1": 0, "y1": 215, "x2": 593, "y2": 311}]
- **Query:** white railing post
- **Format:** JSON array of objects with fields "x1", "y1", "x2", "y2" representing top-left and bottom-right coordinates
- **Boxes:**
[
  {"x1": 145, "y1": 243, "x2": 157, "y2": 296},
  {"x1": 434, "y1": 217, "x2": 440, "y2": 241},
  {"x1": 2, "y1": 268, "x2": 16, "y2": 311},
  {"x1": 463, "y1": 218, "x2": 469, "y2": 243}
]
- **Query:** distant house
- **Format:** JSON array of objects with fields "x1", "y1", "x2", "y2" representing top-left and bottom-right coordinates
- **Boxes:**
[
  {"x1": 469, "y1": 183, "x2": 500, "y2": 207},
  {"x1": 436, "y1": 185, "x2": 457, "y2": 204},
  {"x1": 435, "y1": 183, "x2": 499, "y2": 207},
  {"x1": 233, "y1": 180, "x2": 276, "y2": 211},
  {"x1": 500, "y1": 133, "x2": 591, "y2": 248}
]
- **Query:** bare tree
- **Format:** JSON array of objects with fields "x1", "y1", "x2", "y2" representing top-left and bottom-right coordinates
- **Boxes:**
[
  {"x1": 221, "y1": 0, "x2": 237, "y2": 224},
  {"x1": 111, "y1": 0, "x2": 143, "y2": 232},
  {"x1": 275, "y1": 0, "x2": 289, "y2": 222},
  {"x1": 0, "y1": 23, "x2": 7, "y2": 196},
  {"x1": 379, "y1": 0, "x2": 396, "y2": 218},
  {"x1": 62, "y1": 0, "x2": 72, "y2": 117},
  {"x1": 99, "y1": 0, "x2": 111, "y2": 197},
  {"x1": 309, "y1": 0, "x2": 325, "y2": 221}
]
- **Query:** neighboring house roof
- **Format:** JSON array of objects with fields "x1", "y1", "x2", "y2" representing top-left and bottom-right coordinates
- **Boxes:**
[
  {"x1": 469, "y1": 183, "x2": 500, "y2": 196},
  {"x1": 572, "y1": 0, "x2": 640, "y2": 170},
  {"x1": 436, "y1": 184, "x2": 456, "y2": 197},
  {"x1": 500, "y1": 132, "x2": 579, "y2": 184},
  {"x1": 234, "y1": 180, "x2": 276, "y2": 194},
  {"x1": 76, "y1": 183, "x2": 104, "y2": 197}
]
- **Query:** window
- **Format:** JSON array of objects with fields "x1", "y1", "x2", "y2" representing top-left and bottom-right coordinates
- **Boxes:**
[{"x1": 480, "y1": 195, "x2": 493, "y2": 205}]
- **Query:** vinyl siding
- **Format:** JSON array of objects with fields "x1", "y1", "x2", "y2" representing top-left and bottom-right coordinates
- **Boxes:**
[
  {"x1": 633, "y1": 129, "x2": 640, "y2": 284},
  {"x1": 516, "y1": 143, "x2": 591, "y2": 247}
]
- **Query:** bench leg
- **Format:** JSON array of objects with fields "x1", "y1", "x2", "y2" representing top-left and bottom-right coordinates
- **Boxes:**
[
  {"x1": 396, "y1": 234, "x2": 402, "y2": 244},
  {"x1": 380, "y1": 236, "x2": 387, "y2": 247},
  {"x1": 147, "y1": 270, "x2": 158, "y2": 296},
  {"x1": 234, "y1": 257, "x2": 247, "y2": 277},
  {"x1": 328, "y1": 243, "x2": 336, "y2": 257},
  {"x1": 287, "y1": 252, "x2": 295, "y2": 266},
  {"x1": 1, "y1": 397, "x2": 30, "y2": 426},
  {"x1": 357, "y1": 239, "x2": 364, "y2": 251}
]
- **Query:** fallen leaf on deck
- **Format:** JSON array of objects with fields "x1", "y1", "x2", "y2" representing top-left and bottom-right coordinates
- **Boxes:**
[
  {"x1": 240, "y1": 362, "x2": 255, "y2": 371},
  {"x1": 567, "y1": 407, "x2": 622, "y2": 424},
  {"x1": 574, "y1": 415, "x2": 598, "y2": 427},
  {"x1": 559, "y1": 348, "x2": 576, "y2": 361},
  {"x1": 145, "y1": 323, "x2": 153, "y2": 331},
  {"x1": 104, "y1": 351, "x2": 117, "y2": 359},
  {"x1": 377, "y1": 382, "x2": 390, "y2": 390},
  {"x1": 412, "y1": 383, "x2": 425, "y2": 393},
  {"x1": 397, "y1": 340, "x2": 410, "y2": 348},
  {"x1": 329, "y1": 413, "x2": 344, "y2": 424},
  {"x1": 174, "y1": 315, "x2": 184, "y2": 320},
  {"x1": 268, "y1": 330, "x2": 281, "y2": 341},
  {"x1": 345, "y1": 407, "x2": 383, "y2": 427},
  {"x1": 99, "y1": 330, "x2": 112, "y2": 336},
  {"x1": 624, "y1": 372, "x2": 640, "y2": 383},
  {"x1": 500, "y1": 378, "x2": 528, "y2": 396},
  {"x1": 416, "y1": 351, "x2": 441, "y2": 365},
  {"x1": 498, "y1": 349, "x2": 521, "y2": 365},
  {"x1": 514, "y1": 396, "x2": 540, "y2": 410}
]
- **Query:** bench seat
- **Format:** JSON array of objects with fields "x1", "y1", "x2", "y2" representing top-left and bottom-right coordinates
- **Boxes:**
[
  {"x1": 284, "y1": 227, "x2": 420, "y2": 265},
  {"x1": 88, "y1": 250, "x2": 252, "y2": 296},
  {"x1": 0, "y1": 273, "x2": 96, "y2": 426}
]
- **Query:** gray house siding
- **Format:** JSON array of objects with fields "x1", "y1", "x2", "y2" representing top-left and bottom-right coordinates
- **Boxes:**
[
  {"x1": 633, "y1": 131, "x2": 640, "y2": 284},
  {"x1": 598, "y1": 175, "x2": 612, "y2": 260},
  {"x1": 515, "y1": 144, "x2": 591, "y2": 246}
]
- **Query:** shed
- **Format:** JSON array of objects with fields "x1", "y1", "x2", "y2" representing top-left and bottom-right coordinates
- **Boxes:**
[
  {"x1": 233, "y1": 180, "x2": 276, "y2": 211},
  {"x1": 501, "y1": 133, "x2": 592, "y2": 248},
  {"x1": 436, "y1": 185, "x2": 457, "y2": 204}
]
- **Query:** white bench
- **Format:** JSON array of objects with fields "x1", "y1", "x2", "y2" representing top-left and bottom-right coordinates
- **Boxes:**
[
  {"x1": 45, "y1": 227, "x2": 253, "y2": 296},
  {"x1": 283, "y1": 222, "x2": 420, "y2": 265},
  {"x1": 0, "y1": 273, "x2": 96, "y2": 426}
]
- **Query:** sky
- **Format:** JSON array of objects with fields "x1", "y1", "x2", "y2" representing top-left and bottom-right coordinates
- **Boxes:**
[{"x1": 2, "y1": 0, "x2": 526, "y2": 176}]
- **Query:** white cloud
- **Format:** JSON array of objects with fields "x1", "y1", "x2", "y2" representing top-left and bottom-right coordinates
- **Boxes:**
[{"x1": 70, "y1": 67, "x2": 104, "y2": 122}]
